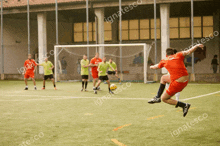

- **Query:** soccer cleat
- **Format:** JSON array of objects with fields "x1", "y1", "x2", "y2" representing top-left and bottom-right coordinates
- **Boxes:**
[
  {"x1": 34, "y1": 87, "x2": 37, "y2": 90},
  {"x1": 85, "y1": 89, "x2": 88, "y2": 92},
  {"x1": 183, "y1": 103, "x2": 191, "y2": 117},
  {"x1": 24, "y1": 87, "x2": 28, "y2": 90},
  {"x1": 81, "y1": 88, "x2": 84, "y2": 92},
  {"x1": 41, "y1": 87, "x2": 45, "y2": 90},
  {"x1": 94, "y1": 90, "x2": 97, "y2": 94},
  {"x1": 109, "y1": 90, "x2": 114, "y2": 94},
  {"x1": 97, "y1": 86, "x2": 101, "y2": 91},
  {"x1": 148, "y1": 96, "x2": 161, "y2": 104},
  {"x1": 119, "y1": 82, "x2": 122, "y2": 85},
  {"x1": 54, "y1": 87, "x2": 57, "y2": 90}
]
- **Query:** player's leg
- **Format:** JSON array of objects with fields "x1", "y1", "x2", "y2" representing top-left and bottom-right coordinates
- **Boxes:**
[
  {"x1": 115, "y1": 72, "x2": 121, "y2": 84},
  {"x1": 84, "y1": 78, "x2": 88, "y2": 91},
  {"x1": 42, "y1": 75, "x2": 46, "y2": 90},
  {"x1": 175, "y1": 92, "x2": 180, "y2": 101},
  {"x1": 94, "y1": 79, "x2": 102, "y2": 94},
  {"x1": 148, "y1": 74, "x2": 170, "y2": 104},
  {"x1": 51, "y1": 76, "x2": 57, "y2": 90},
  {"x1": 24, "y1": 78, "x2": 28, "y2": 90},
  {"x1": 106, "y1": 79, "x2": 114, "y2": 94},
  {"x1": 81, "y1": 78, "x2": 85, "y2": 91},
  {"x1": 164, "y1": 80, "x2": 191, "y2": 117},
  {"x1": 31, "y1": 78, "x2": 37, "y2": 90}
]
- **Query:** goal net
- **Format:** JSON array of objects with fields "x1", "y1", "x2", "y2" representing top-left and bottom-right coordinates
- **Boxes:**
[{"x1": 54, "y1": 43, "x2": 152, "y2": 83}]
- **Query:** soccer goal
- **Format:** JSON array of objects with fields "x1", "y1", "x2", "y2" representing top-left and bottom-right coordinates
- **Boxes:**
[{"x1": 54, "y1": 43, "x2": 152, "y2": 83}]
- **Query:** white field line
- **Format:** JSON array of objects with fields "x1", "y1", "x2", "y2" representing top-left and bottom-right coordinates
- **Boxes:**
[
  {"x1": 182, "y1": 90, "x2": 220, "y2": 101},
  {"x1": 1, "y1": 90, "x2": 220, "y2": 102}
]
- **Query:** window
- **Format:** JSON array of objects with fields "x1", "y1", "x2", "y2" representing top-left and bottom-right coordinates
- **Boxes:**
[
  {"x1": 104, "y1": 22, "x2": 112, "y2": 41},
  {"x1": 169, "y1": 18, "x2": 179, "y2": 39},
  {"x1": 73, "y1": 22, "x2": 112, "y2": 42},
  {"x1": 121, "y1": 20, "x2": 129, "y2": 40},
  {"x1": 150, "y1": 19, "x2": 160, "y2": 39},
  {"x1": 203, "y1": 16, "x2": 213, "y2": 37},
  {"x1": 180, "y1": 17, "x2": 190, "y2": 38},
  {"x1": 129, "y1": 20, "x2": 139, "y2": 40},
  {"x1": 140, "y1": 19, "x2": 150, "y2": 39},
  {"x1": 194, "y1": 17, "x2": 202, "y2": 38}
]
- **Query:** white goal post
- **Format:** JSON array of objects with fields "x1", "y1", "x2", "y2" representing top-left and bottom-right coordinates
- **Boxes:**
[{"x1": 54, "y1": 43, "x2": 152, "y2": 83}]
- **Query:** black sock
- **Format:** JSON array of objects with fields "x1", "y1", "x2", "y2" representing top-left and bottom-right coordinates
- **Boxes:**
[
  {"x1": 109, "y1": 88, "x2": 111, "y2": 91},
  {"x1": 43, "y1": 86, "x2": 45, "y2": 88},
  {"x1": 54, "y1": 84, "x2": 56, "y2": 87},
  {"x1": 82, "y1": 81, "x2": 85, "y2": 88},
  {"x1": 156, "y1": 84, "x2": 166, "y2": 98},
  {"x1": 176, "y1": 101, "x2": 186, "y2": 108},
  {"x1": 85, "y1": 81, "x2": 88, "y2": 89},
  {"x1": 118, "y1": 78, "x2": 120, "y2": 80}
]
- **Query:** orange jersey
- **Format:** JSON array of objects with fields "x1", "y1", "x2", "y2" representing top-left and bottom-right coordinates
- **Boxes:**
[
  {"x1": 158, "y1": 52, "x2": 188, "y2": 81},
  {"x1": 24, "y1": 59, "x2": 37, "y2": 72},
  {"x1": 90, "y1": 57, "x2": 102, "y2": 72}
]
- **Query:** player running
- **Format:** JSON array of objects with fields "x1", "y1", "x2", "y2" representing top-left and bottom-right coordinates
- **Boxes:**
[
  {"x1": 107, "y1": 58, "x2": 121, "y2": 84},
  {"x1": 90, "y1": 53, "x2": 102, "y2": 93},
  {"x1": 38, "y1": 57, "x2": 57, "y2": 90},
  {"x1": 23, "y1": 54, "x2": 37, "y2": 90},
  {"x1": 149, "y1": 49, "x2": 180, "y2": 102},
  {"x1": 93, "y1": 56, "x2": 115, "y2": 94},
  {"x1": 149, "y1": 44, "x2": 204, "y2": 117},
  {"x1": 81, "y1": 54, "x2": 90, "y2": 92}
]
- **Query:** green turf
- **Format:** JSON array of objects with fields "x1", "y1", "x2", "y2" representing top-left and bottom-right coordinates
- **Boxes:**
[{"x1": 0, "y1": 80, "x2": 220, "y2": 146}]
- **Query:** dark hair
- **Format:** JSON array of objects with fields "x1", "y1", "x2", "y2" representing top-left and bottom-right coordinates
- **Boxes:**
[
  {"x1": 173, "y1": 49, "x2": 178, "y2": 54},
  {"x1": 214, "y1": 55, "x2": 217, "y2": 58},
  {"x1": 166, "y1": 48, "x2": 174, "y2": 56},
  {"x1": 83, "y1": 54, "x2": 87, "y2": 56}
]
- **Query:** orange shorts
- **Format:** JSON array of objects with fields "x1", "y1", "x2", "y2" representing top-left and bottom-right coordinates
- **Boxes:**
[
  {"x1": 92, "y1": 71, "x2": 98, "y2": 79},
  {"x1": 166, "y1": 80, "x2": 188, "y2": 96},
  {"x1": 24, "y1": 72, "x2": 35, "y2": 79}
]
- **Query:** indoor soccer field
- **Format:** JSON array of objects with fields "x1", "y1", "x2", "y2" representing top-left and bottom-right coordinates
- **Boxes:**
[{"x1": 0, "y1": 81, "x2": 220, "y2": 146}]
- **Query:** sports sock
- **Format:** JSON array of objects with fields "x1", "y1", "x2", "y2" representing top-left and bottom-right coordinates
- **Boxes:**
[
  {"x1": 43, "y1": 86, "x2": 45, "y2": 88},
  {"x1": 85, "y1": 81, "x2": 88, "y2": 89},
  {"x1": 34, "y1": 86, "x2": 36, "y2": 87},
  {"x1": 109, "y1": 88, "x2": 111, "y2": 91},
  {"x1": 156, "y1": 84, "x2": 166, "y2": 98},
  {"x1": 82, "y1": 81, "x2": 85, "y2": 88},
  {"x1": 54, "y1": 84, "x2": 56, "y2": 87},
  {"x1": 175, "y1": 92, "x2": 180, "y2": 101},
  {"x1": 26, "y1": 86, "x2": 28, "y2": 88},
  {"x1": 176, "y1": 101, "x2": 186, "y2": 108},
  {"x1": 118, "y1": 78, "x2": 120, "y2": 81}
]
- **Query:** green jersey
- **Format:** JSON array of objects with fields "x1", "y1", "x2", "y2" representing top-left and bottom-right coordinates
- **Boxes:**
[
  {"x1": 81, "y1": 59, "x2": 89, "y2": 75},
  {"x1": 40, "y1": 61, "x2": 53, "y2": 75},
  {"x1": 98, "y1": 62, "x2": 110, "y2": 76},
  {"x1": 108, "y1": 61, "x2": 117, "y2": 71}
]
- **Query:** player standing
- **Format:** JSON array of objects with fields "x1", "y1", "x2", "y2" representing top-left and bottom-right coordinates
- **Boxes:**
[
  {"x1": 38, "y1": 57, "x2": 57, "y2": 90},
  {"x1": 81, "y1": 54, "x2": 90, "y2": 92},
  {"x1": 93, "y1": 56, "x2": 115, "y2": 94},
  {"x1": 23, "y1": 54, "x2": 37, "y2": 90},
  {"x1": 149, "y1": 44, "x2": 204, "y2": 117},
  {"x1": 107, "y1": 58, "x2": 121, "y2": 84},
  {"x1": 90, "y1": 53, "x2": 102, "y2": 93}
]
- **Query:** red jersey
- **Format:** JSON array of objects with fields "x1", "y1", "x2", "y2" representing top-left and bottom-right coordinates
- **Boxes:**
[
  {"x1": 90, "y1": 57, "x2": 102, "y2": 72},
  {"x1": 24, "y1": 59, "x2": 37, "y2": 72},
  {"x1": 158, "y1": 52, "x2": 188, "y2": 81}
]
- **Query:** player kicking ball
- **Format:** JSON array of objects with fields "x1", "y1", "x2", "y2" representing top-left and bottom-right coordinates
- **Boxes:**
[
  {"x1": 149, "y1": 44, "x2": 204, "y2": 117},
  {"x1": 93, "y1": 56, "x2": 115, "y2": 94},
  {"x1": 107, "y1": 58, "x2": 121, "y2": 84},
  {"x1": 23, "y1": 54, "x2": 37, "y2": 90},
  {"x1": 149, "y1": 49, "x2": 180, "y2": 102},
  {"x1": 81, "y1": 54, "x2": 90, "y2": 92},
  {"x1": 38, "y1": 57, "x2": 57, "y2": 90}
]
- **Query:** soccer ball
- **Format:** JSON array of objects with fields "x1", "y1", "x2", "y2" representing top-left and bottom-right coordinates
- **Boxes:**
[{"x1": 110, "y1": 84, "x2": 117, "y2": 91}]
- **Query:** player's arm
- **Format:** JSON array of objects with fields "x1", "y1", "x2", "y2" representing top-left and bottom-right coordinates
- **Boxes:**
[
  {"x1": 49, "y1": 62, "x2": 54, "y2": 70},
  {"x1": 150, "y1": 64, "x2": 159, "y2": 70},
  {"x1": 97, "y1": 64, "x2": 102, "y2": 73},
  {"x1": 182, "y1": 44, "x2": 204, "y2": 56},
  {"x1": 23, "y1": 67, "x2": 26, "y2": 75}
]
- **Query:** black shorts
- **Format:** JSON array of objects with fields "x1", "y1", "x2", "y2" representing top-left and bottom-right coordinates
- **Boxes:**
[
  {"x1": 99, "y1": 75, "x2": 109, "y2": 81},
  {"x1": 108, "y1": 71, "x2": 116, "y2": 75},
  {"x1": 82, "y1": 75, "x2": 88, "y2": 79},
  {"x1": 44, "y1": 74, "x2": 54, "y2": 80}
]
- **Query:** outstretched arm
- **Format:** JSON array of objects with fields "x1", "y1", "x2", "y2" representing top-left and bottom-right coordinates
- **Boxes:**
[
  {"x1": 182, "y1": 44, "x2": 204, "y2": 56},
  {"x1": 150, "y1": 64, "x2": 159, "y2": 70}
]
